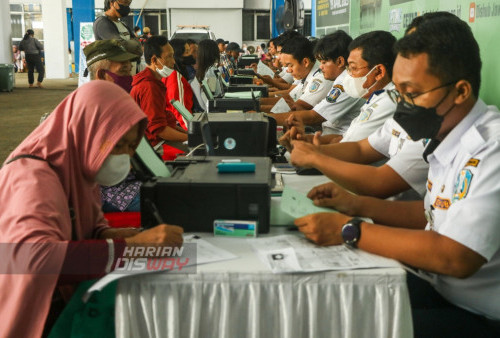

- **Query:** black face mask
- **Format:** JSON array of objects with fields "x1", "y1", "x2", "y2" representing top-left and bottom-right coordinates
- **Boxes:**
[
  {"x1": 393, "y1": 89, "x2": 453, "y2": 141},
  {"x1": 182, "y1": 55, "x2": 196, "y2": 66},
  {"x1": 115, "y1": 3, "x2": 130, "y2": 17},
  {"x1": 393, "y1": 102, "x2": 444, "y2": 140}
]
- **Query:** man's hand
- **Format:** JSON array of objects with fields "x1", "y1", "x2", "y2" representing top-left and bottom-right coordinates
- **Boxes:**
[
  {"x1": 124, "y1": 224, "x2": 184, "y2": 249},
  {"x1": 307, "y1": 182, "x2": 359, "y2": 216},
  {"x1": 294, "y1": 212, "x2": 350, "y2": 246},
  {"x1": 290, "y1": 138, "x2": 323, "y2": 168}
]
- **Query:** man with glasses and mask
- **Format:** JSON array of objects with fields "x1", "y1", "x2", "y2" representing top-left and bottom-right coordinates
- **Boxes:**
[
  {"x1": 292, "y1": 16, "x2": 500, "y2": 338},
  {"x1": 94, "y1": 0, "x2": 142, "y2": 74},
  {"x1": 131, "y1": 36, "x2": 188, "y2": 158}
]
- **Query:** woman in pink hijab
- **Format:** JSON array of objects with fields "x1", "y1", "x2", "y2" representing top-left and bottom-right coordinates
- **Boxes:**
[{"x1": 0, "y1": 81, "x2": 183, "y2": 337}]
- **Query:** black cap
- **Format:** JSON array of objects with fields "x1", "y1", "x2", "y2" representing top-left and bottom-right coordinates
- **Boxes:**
[
  {"x1": 226, "y1": 42, "x2": 244, "y2": 53},
  {"x1": 216, "y1": 38, "x2": 228, "y2": 45}
]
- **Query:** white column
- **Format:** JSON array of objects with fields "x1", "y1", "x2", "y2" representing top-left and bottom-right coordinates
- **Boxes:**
[
  {"x1": 42, "y1": 0, "x2": 69, "y2": 78},
  {"x1": 0, "y1": 0, "x2": 12, "y2": 64}
]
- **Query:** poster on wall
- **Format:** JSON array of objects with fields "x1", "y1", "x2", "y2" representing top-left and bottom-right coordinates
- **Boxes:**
[
  {"x1": 316, "y1": 0, "x2": 350, "y2": 27},
  {"x1": 78, "y1": 22, "x2": 95, "y2": 87}
]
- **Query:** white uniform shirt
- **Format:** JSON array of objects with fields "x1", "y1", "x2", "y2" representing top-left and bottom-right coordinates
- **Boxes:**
[
  {"x1": 341, "y1": 82, "x2": 396, "y2": 143},
  {"x1": 314, "y1": 70, "x2": 366, "y2": 135},
  {"x1": 288, "y1": 62, "x2": 333, "y2": 106},
  {"x1": 422, "y1": 99, "x2": 500, "y2": 320},
  {"x1": 368, "y1": 118, "x2": 429, "y2": 197}
]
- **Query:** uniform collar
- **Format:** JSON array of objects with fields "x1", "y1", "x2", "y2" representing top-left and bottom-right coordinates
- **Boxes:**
[
  {"x1": 366, "y1": 82, "x2": 394, "y2": 104},
  {"x1": 428, "y1": 99, "x2": 487, "y2": 167},
  {"x1": 301, "y1": 61, "x2": 320, "y2": 85}
]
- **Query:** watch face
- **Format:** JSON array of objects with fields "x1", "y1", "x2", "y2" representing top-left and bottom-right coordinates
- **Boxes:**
[{"x1": 342, "y1": 223, "x2": 359, "y2": 244}]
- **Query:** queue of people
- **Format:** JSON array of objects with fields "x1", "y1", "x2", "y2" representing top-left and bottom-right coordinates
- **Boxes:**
[{"x1": 0, "y1": 8, "x2": 499, "y2": 338}]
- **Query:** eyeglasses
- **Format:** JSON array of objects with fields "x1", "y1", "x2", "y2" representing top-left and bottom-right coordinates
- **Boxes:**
[
  {"x1": 387, "y1": 81, "x2": 456, "y2": 108},
  {"x1": 346, "y1": 65, "x2": 369, "y2": 75}
]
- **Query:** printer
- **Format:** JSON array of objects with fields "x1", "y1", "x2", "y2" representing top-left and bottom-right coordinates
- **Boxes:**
[
  {"x1": 141, "y1": 156, "x2": 272, "y2": 233},
  {"x1": 187, "y1": 112, "x2": 277, "y2": 157}
]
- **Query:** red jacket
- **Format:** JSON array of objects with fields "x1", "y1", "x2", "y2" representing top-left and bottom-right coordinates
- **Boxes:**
[
  {"x1": 130, "y1": 68, "x2": 177, "y2": 146},
  {"x1": 162, "y1": 71, "x2": 194, "y2": 130}
]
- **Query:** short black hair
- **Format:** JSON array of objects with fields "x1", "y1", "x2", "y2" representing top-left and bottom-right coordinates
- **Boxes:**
[
  {"x1": 396, "y1": 15, "x2": 481, "y2": 97},
  {"x1": 275, "y1": 30, "x2": 303, "y2": 48},
  {"x1": 134, "y1": 26, "x2": 140, "y2": 33},
  {"x1": 280, "y1": 36, "x2": 315, "y2": 63},
  {"x1": 348, "y1": 30, "x2": 396, "y2": 78},
  {"x1": 144, "y1": 35, "x2": 169, "y2": 65},
  {"x1": 169, "y1": 38, "x2": 189, "y2": 78},
  {"x1": 314, "y1": 30, "x2": 352, "y2": 62},
  {"x1": 186, "y1": 39, "x2": 196, "y2": 45},
  {"x1": 404, "y1": 11, "x2": 457, "y2": 35}
]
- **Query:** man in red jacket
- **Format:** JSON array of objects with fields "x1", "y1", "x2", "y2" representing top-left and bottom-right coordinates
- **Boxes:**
[{"x1": 130, "y1": 35, "x2": 188, "y2": 158}]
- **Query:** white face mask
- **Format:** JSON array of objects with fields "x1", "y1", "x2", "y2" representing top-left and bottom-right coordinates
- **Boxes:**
[
  {"x1": 95, "y1": 154, "x2": 130, "y2": 187},
  {"x1": 343, "y1": 66, "x2": 378, "y2": 98},
  {"x1": 156, "y1": 59, "x2": 174, "y2": 78}
]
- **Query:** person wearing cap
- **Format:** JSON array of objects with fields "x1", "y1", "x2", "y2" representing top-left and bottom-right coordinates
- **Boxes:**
[
  {"x1": 84, "y1": 39, "x2": 140, "y2": 93},
  {"x1": 84, "y1": 39, "x2": 145, "y2": 213},
  {"x1": 216, "y1": 38, "x2": 233, "y2": 78},
  {"x1": 225, "y1": 42, "x2": 243, "y2": 70}
]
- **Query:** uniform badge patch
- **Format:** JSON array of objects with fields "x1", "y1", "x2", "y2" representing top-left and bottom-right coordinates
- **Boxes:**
[
  {"x1": 465, "y1": 158, "x2": 480, "y2": 168},
  {"x1": 359, "y1": 108, "x2": 373, "y2": 122},
  {"x1": 326, "y1": 87, "x2": 342, "y2": 103},
  {"x1": 427, "y1": 179, "x2": 433, "y2": 192},
  {"x1": 452, "y1": 169, "x2": 473, "y2": 202},
  {"x1": 391, "y1": 129, "x2": 400, "y2": 137},
  {"x1": 433, "y1": 197, "x2": 451, "y2": 210},
  {"x1": 309, "y1": 79, "x2": 322, "y2": 93}
]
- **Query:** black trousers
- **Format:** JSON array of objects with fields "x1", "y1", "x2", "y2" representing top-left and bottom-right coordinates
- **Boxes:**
[
  {"x1": 407, "y1": 272, "x2": 500, "y2": 338},
  {"x1": 25, "y1": 53, "x2": 44, "y2": 84}
]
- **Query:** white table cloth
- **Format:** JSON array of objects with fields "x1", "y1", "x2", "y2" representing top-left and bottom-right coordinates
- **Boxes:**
[{"x1": 115, "y1": 174, "x2": 413, "y2": 338}]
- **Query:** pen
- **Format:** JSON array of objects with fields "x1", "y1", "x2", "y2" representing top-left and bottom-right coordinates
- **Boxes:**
[{"x1": 145, "y1": 198, "x2": 165, "y2": 225}]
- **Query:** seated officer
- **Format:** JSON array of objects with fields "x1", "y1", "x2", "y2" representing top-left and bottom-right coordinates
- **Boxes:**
[
  {"x1": 267, "y1": 31, "x2": 365, "y2": 138},
  {"x1": 282, "y1": 30, "x2": 397, "y2": 145},
  {"x1": 84, "y1": 39, "x2": 139, "y2": 92},
  {"x1": 295, "y1": 15, "x2": 500, "y2": 337},
  {"x1": 260, "y1": 36, "x2": 333, "y2": 113}
]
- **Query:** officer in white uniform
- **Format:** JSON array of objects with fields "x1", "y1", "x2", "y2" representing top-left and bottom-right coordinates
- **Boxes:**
[
  {"x1": 422, "y1": 100, "x2": 500, "y2": 321},
  {"x1": 368, "y1": 118, "x2": 429, "y2": 198},
  {"x1": 292, "y1": 16, "x2": 500, "y2": 336},
  {"x1": 287, "y1": 61, "x2": 332, "y2": 106},
  {"x1": 316, "y1": 70, "x2": 365, "y2": 135},
  {"x1": 341, "y1": 82, "x2": 396, "y2": 142}
]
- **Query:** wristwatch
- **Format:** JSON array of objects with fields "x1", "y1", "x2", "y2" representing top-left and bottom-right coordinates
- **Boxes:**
[{"x1": 341, "y1": 218, "x2": 363, "y2": 248}]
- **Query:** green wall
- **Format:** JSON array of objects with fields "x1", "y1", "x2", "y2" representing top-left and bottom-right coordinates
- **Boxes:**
[{"x1": 315, "y1": 0, "x2": 500, "y2": 107}]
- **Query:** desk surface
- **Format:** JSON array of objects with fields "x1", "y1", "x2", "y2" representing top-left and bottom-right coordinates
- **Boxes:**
[{"x1": 115, "y1": 174, "x2": 413, "y2": 338}]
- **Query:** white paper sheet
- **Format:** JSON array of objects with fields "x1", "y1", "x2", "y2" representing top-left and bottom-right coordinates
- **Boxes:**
[
  {"x1": 270, "y1": 97, "x2": 291, "y2": 113},
  {"x1": 84, "y1": 235, "x2": 238, "y2": 298},
  {"x1": 280, "y1": 185, "x2": 336, "y2": 218},
  {"x1": 257, "y1": 60, "x2": 275, "y2": 78},
  {"x1": 248, "y1": 235, "x2": 401, "y2": 273}
]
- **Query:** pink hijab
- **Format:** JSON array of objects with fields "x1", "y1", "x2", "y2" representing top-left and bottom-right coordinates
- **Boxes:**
[{"x1": 0, "y1": 81, "x2": 146, "y2": 337}]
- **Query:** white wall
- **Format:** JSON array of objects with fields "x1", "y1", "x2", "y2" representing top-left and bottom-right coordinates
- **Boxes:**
[
  {"x1": 1, "y1": 0, "x2": 12, "y2": 64},
  {"x1": 170, "y1": 9, "x2": 243, "y2": 45},
  {"x1": 42, "y1": 0, "x2": 68, "y2": 79}
]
